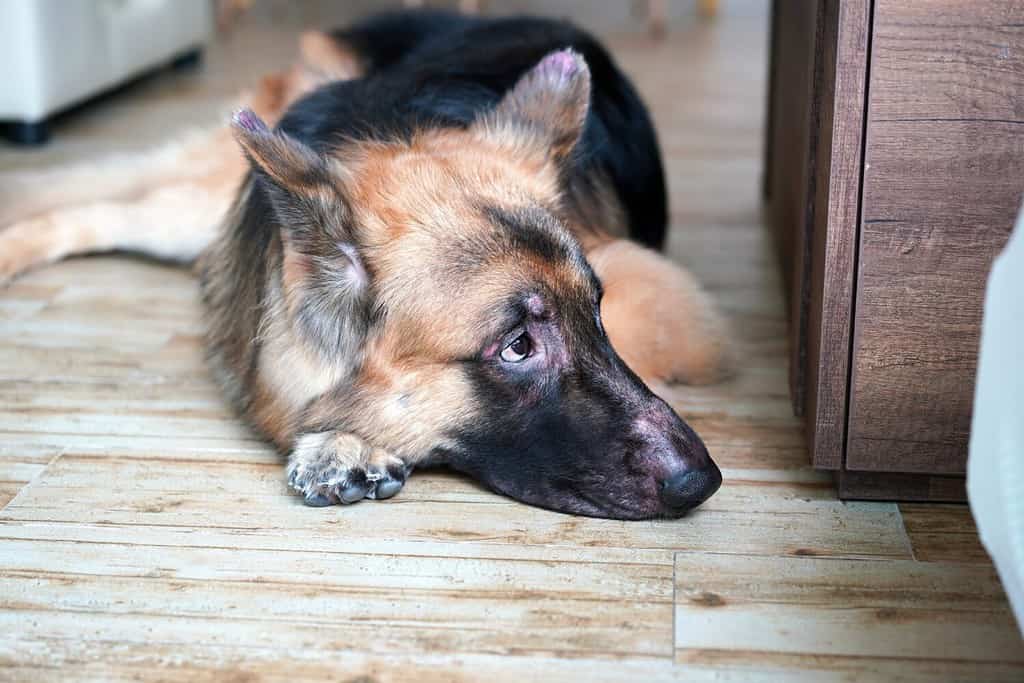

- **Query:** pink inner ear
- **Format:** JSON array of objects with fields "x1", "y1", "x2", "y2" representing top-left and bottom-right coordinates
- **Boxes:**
[
  {"x1": 540, "y1": 49, "x2": 581, "y2": 79},
  {"x1": 232, "y1": 108, "x2": 267, "y2": 134}
]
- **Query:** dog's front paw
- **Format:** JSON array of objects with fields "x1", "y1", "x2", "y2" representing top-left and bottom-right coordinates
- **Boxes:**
[{"x1": 286, "y1": 431, "x2": 409, "y2": 506}]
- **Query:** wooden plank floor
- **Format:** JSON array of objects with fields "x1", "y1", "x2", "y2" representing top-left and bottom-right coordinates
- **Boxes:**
[{"x1": 1, "y1": 6, "x2": 1021, "y2": 682}]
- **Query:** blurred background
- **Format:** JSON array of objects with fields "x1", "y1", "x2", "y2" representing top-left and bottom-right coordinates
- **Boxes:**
[{"x1": 0, "y1": 0, "x2": 768, "y2": 171}]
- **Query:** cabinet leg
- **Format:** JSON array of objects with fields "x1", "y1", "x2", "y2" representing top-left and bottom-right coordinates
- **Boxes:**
[
  {"x1": 2, "y1": 120, "x2": 50, "y2": 146},
  {"x1": 171, "y1": 48, "x2": 203, "y2": 70}
]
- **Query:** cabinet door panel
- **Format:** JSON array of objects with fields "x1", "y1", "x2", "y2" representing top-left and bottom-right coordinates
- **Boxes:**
[{"x1": 846, "y1": 0, "x2": 1024, "y2": 474}]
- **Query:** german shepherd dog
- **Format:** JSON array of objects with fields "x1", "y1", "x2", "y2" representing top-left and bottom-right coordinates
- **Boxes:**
[{"x1": 0, "y1": 11, "x2": 730, "y2": 519}]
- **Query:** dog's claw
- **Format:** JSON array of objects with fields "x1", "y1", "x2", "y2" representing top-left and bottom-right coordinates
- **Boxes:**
[
  {"x1": 373, "y1": 478, "x2": 404, "y2": 500},
  {"x1": 339, "y1": 477, "x2": 371, "y2": 504},
  {"x1": 303, "y1": 492, "x2": 334, "y2": 507},
  {"x1": 365, "y1": 464, "x2": 407, "y2": 500}
]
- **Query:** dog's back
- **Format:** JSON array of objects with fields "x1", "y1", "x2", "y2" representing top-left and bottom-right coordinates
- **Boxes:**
[{"x1": 294, "y1": 11, "x2": 668, "y2": 249}]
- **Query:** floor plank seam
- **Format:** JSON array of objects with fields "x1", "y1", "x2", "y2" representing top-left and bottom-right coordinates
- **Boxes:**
[
  {"x1": 0, "y1": 448, "x2": 65, "y2": 514},
  {"x1": 0, "y1": 536, "x2": 676, "y2": 567},
  {"x1": 671, "y1": 550, "x2": 679, "y2": 664},
  {"x1": 675, "y1": 646, "x2": 1024, "y2": 667},
  {"x1": 894, "y1": 505, "x2": 919, "y2": 562}
]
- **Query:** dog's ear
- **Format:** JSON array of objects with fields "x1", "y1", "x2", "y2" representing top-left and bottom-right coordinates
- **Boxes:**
[
  {"x1": 231, "y1": 108, "x2": 330, "y2": 198},
  {"x1": 230, "y1": 108, "x2": 351, "y2": 241},
  {"x1": 475, "y1": 48, "x2": 591, "y2": 162},
  {"x1": 232, "y1": 109, "x2": 371, "y2": 355}
]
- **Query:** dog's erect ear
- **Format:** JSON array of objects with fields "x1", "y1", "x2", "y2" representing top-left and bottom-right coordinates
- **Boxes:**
[
  {"x1": 231, "y1": 108, "x2": 330, "y2": 197},
  {"x1": 230, "y1": 107, "x2": 350, "y2": 241},
  {"x1": 476, "y1": 48, "x2": 592, "y2": 161},
  {"x1": 232, "y1": 110, "x2": 370, "y2": 356}
]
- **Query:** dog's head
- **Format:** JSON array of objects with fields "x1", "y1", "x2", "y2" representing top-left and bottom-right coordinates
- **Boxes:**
[{"x1": 232, "y1": 49, "x2": 721, "y2": 519}]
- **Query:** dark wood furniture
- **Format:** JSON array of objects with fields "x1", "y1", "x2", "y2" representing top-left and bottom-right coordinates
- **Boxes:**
[{"x1": 765, "y1": 0, "x2": 1024, "y2": 500}]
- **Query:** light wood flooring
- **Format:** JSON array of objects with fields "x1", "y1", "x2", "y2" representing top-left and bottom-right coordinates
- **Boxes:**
[{"x1": 1, "y1": 5, "x2": 1021, "y2": 682}]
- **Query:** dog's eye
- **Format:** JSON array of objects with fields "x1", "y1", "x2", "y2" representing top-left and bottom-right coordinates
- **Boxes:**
[{"x1": 500, "y1": 333, "x2": 533, "y2": 363}]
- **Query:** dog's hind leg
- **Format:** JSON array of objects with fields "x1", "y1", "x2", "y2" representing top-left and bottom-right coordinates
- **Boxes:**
[
  {"x1": 0, "y1": 125, "x2": 244, "y2": 229},
  {"x1": 0, "y1": 25, "x2": 372, "y2": 286},
  {"x1": 0, "y1": 118, "x2": 253, "y2": 286},
  {"x1": 0, "y1": 170, "x2": 240, "y2": 285},
  {"x1": 588, "y1": 238, "x2": 733, "y2": 386}
]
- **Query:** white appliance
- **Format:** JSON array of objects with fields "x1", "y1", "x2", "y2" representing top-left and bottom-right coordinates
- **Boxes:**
[
  {"x1": 968, "y1": 198, "x2": 1024, "y2": 636},
  {"x1": 0, "y1": 0, "x2": 212, "y2": 143}
]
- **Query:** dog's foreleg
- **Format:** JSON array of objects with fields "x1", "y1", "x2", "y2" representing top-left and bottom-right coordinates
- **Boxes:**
[
  {"x1": 588, "y1": 239, "x2": 733, "y2": 386},
  {"x1": 0, "y1": 178, "x2": 236, "y2": 285},
  {"x1": 286, "y1": 431, "x2": 410, "y2": 506}
]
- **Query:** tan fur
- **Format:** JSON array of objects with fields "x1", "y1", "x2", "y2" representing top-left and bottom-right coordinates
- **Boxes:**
[
  {"x1": 475, "y1": 49, "x2": 591, "y2": 162},
  {"x1": 0, "y1": 140, "x2": 245, "y2": 284},
  {"x1": 309, "y1": 353, "x2": 480, "y2": 463},
  {"x1": 587, "y1": 239, "x2": 733, "y2": 385},
  {"x1": 299, "y1": 30, "x2": 364, "y2": 81},
  {"x1": 252, "y1": 287, "x2": 353, "y2": 448},
  {"x1": 340, "y1": 128, "x2": 574, "y2": 357},
  {"x1": 227, "y1": 112, "x2": 594, "y2": 480},
  {"x1": 335, "y1": 125, "x2": 733, "y2": 390}
]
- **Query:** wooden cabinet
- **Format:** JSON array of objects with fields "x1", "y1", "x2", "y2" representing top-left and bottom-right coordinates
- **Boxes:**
[{"x1": 765, "y1": 0, "x2": 1024, "y2": 500}]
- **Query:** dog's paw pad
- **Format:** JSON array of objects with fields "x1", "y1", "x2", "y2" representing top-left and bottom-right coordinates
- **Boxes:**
[{"x1": 336, "y1": 469, "x2": 372, "y2": 504}]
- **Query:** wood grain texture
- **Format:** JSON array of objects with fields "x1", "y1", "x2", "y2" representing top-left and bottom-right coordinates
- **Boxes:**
[
  {"x1": 847, "y1": 0, "x2": 1024, "y2": 474},
  {"x1": 763, "y1": 0, "x2": 871, "y2": 472},
  {"x1": 0, "y1": 5, "x2": 1015, "y2": 681},
  {"x1": 900, "y1": 502, "x2": 990, "y2": 564},
  {"x1": 0, "y1": 454, "x2": 912, "y2": 560},
  {"x1": 675, "y1": 553, "x2": 1024, "y2": 680},
  {"x1": 762, "y1": 0, "x2": 818, "y2": 416},
  {"x1": 838, "y1": 469, "x2": 967, "y2": 503},
  {"x1": 804, "y1": 0, "x2": 871, "y2": 470}
]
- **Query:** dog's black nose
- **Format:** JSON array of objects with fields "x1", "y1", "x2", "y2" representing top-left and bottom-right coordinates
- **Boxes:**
[{"x1": 660, "y1": 463, "x2": 722, "y2": 511}]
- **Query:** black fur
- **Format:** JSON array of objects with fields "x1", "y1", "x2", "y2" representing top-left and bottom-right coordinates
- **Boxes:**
[{"x1": 291, "y1": 10, "x2": 668, "y2": 249}]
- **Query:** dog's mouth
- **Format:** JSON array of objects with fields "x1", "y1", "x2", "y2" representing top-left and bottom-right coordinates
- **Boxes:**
[
  {"x1": 448, "y1": 452, "x2": 723, "y2": 521},
  {"x1": 558, "y1": 485, "x2": 669, "y2": 520},
  {"x1": 556, "y1": 466, "x2": 722, "y2": 520}
]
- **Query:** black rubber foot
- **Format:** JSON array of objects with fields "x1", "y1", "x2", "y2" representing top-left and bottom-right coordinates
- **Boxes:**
[
  {"x1": 170, "y1": 49, "x2": 203, "y2": 70},
  {"x1": 2, "y1": 120, "x2": 51, "y2": 146}
]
